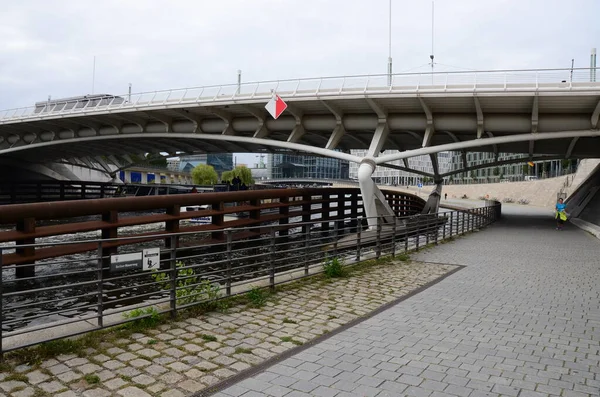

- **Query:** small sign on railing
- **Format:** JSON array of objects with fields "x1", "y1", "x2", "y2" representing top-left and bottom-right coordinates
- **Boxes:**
[{"x1": 110, "y1": 248, "x2": 160, "y2": 272}]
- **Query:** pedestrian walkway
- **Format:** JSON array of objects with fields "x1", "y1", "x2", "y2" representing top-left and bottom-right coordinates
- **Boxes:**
[{"x1": 212, "y1": 206, "x2": 600, "y2": 397}]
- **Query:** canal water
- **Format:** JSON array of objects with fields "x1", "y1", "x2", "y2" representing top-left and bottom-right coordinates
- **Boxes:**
[{"x1": 0, "y1": 207, "x2": 350, "y2": 332}]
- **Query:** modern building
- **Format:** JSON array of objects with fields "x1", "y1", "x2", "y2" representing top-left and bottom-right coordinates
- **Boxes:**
[
  {"x1": 269, "y1": 153, "x2": 349, "y2": 180},
  {"x1": 448, "y1": 152, "x2": 576, "y2": 183},
  {"x1": 166, "y1": 158, "x2": 180, "y2": 172},
  {"x1": 349, "y1": 150, "x2": 453, "y2": 185},
  {"x1": 178, "y1": 154, "x2": 233, "y2": 175}
]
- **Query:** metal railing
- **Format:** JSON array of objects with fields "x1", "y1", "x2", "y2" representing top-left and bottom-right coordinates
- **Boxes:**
[
  {"x1": 0, "y1": 181, "x2": 118, "y2": 205},
  {"x1": 0, "y1": 188, "x2": 423, "y2": 271},
  {"x1": 0, "y1": 201, "x2": 501, "y2": 354},
  {"x1": 1, "y1": 68, "x2": 598, "y2": 123}
]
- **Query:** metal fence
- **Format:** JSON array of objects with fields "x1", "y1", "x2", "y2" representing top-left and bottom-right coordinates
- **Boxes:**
[
  {"x1": 0, "y1": 202, "x2": 500, "y2": 354},
  {"x1": 1, "y1": 68, "x2": 599, "y2": 123}
]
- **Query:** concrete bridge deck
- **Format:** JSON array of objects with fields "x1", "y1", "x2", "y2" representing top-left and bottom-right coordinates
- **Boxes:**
[{"x1": 212, "y1": 206, "x2": 600, "y2": 397}]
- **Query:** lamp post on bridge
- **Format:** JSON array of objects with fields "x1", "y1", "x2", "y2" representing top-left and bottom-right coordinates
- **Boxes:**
[{"x1": 387, "y1": 0, "x2": 392, "y2": 86}]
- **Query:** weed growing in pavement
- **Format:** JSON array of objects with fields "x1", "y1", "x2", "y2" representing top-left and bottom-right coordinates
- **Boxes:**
[
  {"x1": 323, "y1": 256, "x2": 347, "y2": 278},
  {"x1": 247, "y1": 287, "x2": 268, "y2": 307},
  {"x1": 122, "y1": 307, "x2": 162, "y2": 330}
]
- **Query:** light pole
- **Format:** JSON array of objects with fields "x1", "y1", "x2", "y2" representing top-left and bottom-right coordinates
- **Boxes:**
[{"x1": 387, "y1": 0, "x2": 392, "y2": 86}]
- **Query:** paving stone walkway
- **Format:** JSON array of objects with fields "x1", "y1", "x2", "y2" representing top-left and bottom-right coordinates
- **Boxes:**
[
  {"x1": 213, "y1": 206, "x2": 600, "y2": 397},
  {"x1": 0, "y1": 259, "x2": 455, "y2": 397}
]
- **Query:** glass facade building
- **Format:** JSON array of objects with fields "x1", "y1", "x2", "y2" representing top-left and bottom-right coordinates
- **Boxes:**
[
  {"x1": 179, "y1": 154, "x2": 233, "y2": 175},
  {"x1": 448, "y1": 152, "x2": 575, "y2": 183},
  {"x1": 269, "y1": 153, "x2": 349, "y2": 180}
]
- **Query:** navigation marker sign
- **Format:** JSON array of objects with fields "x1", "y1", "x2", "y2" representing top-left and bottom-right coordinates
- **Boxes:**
[{"x1": 265, "y1": 94, "x2": 287, "y2": 119}]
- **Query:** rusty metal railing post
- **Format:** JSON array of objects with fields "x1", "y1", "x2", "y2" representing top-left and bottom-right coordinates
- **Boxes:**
[
  {"x1": 356, "y1": 217, "x2": 362, "y2": 262},
  {"x1": 449, "y1": 211, "x2": 454, "y2": 238},
  {"x1": 15, "y1": 217, "x2": 36, "y2": 279},
  {"x1": 96, "y1": 242, "x2": 104, "y2": 328},
  {"x1": 169, "y1": 236, "x2": 177, "y2": 319},
  {"x1": 304, "y1": 222, "x2": 310, "y2": 276},
  {"x1": 461, "y1": 211, "x2": 465, "y2": 234},
  {"x1": 0, "y1": 249, "x2": 3, "y2": 359},
  {"x1": 425, "y1": 215, "x2": 430, "y2": 246},
  {"x1": 434, "y1": 215, "x2": 439, "y2": 245},
  {"x1": 376, "y1": 217, "x2": 382, "y2": 259},
  {"x1": 391, "y1": 217, "x2": 396, "y2": 258},
  {"x1": 416, "y1": 215, "x2": 421, "y2": 251},
  {"x1": 226, "y1": 230, "x2": 232, "y2": 296},
  {"x1": 269, "y1": 226, "x2": 276, "y2": 291},
  {"x1": 333, "y1": 221, "x2": 339, "y2": 258},
  {"x1": 404, "y1": 217, "x2": 409, "y2": 253}
]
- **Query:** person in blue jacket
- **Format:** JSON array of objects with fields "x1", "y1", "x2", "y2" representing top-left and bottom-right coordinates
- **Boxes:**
[{"x1": 555, "y1": 198, "x2": 567, "y2": 230}]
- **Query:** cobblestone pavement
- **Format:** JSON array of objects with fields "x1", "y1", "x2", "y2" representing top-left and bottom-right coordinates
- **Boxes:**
[
  {"x1": 214, "y1": 206, "x2": 600, "y2": 397},
  {"x1": 0, "y1": 260, "x2": 455, "y2": 397}
]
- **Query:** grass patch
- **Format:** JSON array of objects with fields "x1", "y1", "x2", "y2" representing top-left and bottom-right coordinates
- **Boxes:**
[
  {"x1": 4, "y1": 373, "x2": 29, "y2": 382},
  {"x1": 234, "y1": 347, "x2": 253, "y2": 354},
  {"x1": 280, "y1": 336, "x2": 303, "y2": 346},
  {"x1": 282, "y1": 318, "x2": 297, "y2": 324},
  {"x1": 84, "y1": 374, "x2": 100, "y2": 385},
  {"x1": 120, "y1": 375, "x2": 132, "y2": 382},
  {"x1": 4, "y1": 333, "x2": 102, "y2": 366},
  {"x1": 147, "y1": 339, "x2": 157, "y2": 345},
  {"x1": 323, "y1": 257, "x2": 347, "y2": 278},
  {"x1": 201, "y1": 334, "x2": 217, "y2": 342},
  {"x1": 396, "y1": 252, "x2": 410, "y2": 262},
  {"x1": 122, "y1": 307, "x2": 162, "y2": 331},
  {"x1": 247, "y1": 287, "x2": 268, "y2": 307}
]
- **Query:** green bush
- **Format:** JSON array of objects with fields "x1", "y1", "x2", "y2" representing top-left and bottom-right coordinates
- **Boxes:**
[
  {"x1": 323, "y1": 257, "x2": 347, "y2": 278},
  {"x1": 152, "y1": 262, "x2": 221, "y2": 307}
]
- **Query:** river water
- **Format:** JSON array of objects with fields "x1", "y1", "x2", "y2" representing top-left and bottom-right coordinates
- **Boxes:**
[{"x1": 1, "y1": 208, "x2": 351, "y2": 332}]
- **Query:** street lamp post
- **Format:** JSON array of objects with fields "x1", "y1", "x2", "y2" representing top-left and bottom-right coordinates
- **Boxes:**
[{"x1": 387, "y1": 0, "x2": 392, "y2": 86}]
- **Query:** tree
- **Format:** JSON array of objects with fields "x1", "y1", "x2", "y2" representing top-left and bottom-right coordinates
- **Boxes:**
[
  {"x1": 233, "y1": 165, "x2": 254, "y2": 186},
  {"x1": 493, "y1": 167, "x2": 500, "y2": 176},
  {"x1": 223, "y1": 165, "x2": 254, "y2": 186},
  {"x1": 221, "y1": 170, "x2": 234, "y2": 183},
  {"x1": 191, "y1": 164, "x2": 218, "y2": 185},
  {"x1": 469, "y1": 171, "x2": 477, "y2": 180}
]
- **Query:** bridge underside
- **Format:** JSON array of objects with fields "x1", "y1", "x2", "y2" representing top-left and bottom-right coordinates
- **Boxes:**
[{"x1": 1, "y1": 93, "x2": 600, "y2": 164}]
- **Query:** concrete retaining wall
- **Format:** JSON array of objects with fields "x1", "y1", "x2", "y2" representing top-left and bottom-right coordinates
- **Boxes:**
[{"x1": 402, "y1": 176, "x2": 569, "y2": 208}]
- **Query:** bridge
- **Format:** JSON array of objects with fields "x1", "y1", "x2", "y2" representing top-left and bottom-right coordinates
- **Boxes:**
[{"x1": 1, "y1": 68, "x2": 600, "y2": 227}]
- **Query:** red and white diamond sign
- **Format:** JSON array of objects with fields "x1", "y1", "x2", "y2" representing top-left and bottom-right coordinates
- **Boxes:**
[{"x1": 265, "y1": 94, "x2": 287, "y2": 119}]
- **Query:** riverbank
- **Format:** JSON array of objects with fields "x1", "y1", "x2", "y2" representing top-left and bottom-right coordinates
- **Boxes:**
[{"x1": 0, "y1": 256, "x2": 458, "y2": 397}]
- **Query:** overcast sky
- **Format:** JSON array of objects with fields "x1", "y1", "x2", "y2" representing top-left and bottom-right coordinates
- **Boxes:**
[{"x1": 1, "y1": 0, "x2": 598, "y2": 164}]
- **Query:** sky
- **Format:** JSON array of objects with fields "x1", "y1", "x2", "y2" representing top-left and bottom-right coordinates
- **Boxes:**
[{"x1": 1, "y1": 0, "x2": 598, "y2": 165}]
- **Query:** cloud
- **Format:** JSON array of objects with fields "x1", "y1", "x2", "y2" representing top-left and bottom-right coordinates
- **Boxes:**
[{"x1": 0, "y1": 0, "x2": 598, "y2": 111}]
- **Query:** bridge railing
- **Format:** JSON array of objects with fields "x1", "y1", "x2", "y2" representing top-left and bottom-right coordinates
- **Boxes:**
[
  {"x1": 0, "y1": 197, "x2": 501, "y2": 354},
  {"x1": 1, "y1": 68, "x2": 598, "y2": 123}
]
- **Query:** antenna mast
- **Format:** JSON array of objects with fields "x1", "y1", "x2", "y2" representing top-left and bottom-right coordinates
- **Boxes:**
[
  {"x1": 387, "y1": 0, "x2": 392, "y2": 86},
  {"x1": 92, "y1": 56, "x2": 96, "y2": 94},
  {"x1": 430, "y1": 1, "x2": 435, "y2": 83}
]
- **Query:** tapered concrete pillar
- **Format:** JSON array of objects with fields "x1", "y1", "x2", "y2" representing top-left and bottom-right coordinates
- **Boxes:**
[{"x1": 358, "y1": 159, "x2": 396, "y2": 230}]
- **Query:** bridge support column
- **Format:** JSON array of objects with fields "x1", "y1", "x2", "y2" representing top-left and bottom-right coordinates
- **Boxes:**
[
  {"x1": 123, "y1": 170, "x2": 132, "y2": 183},
  {"x1": 358, "y1": 159, "x2": 396, "y2": 230},
  {"x1": 140, "y1": 172, "x2": 148, "y2": 184},
  {"x1": 421, "y1": 179, "x2": 443, "y2": 214}
]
